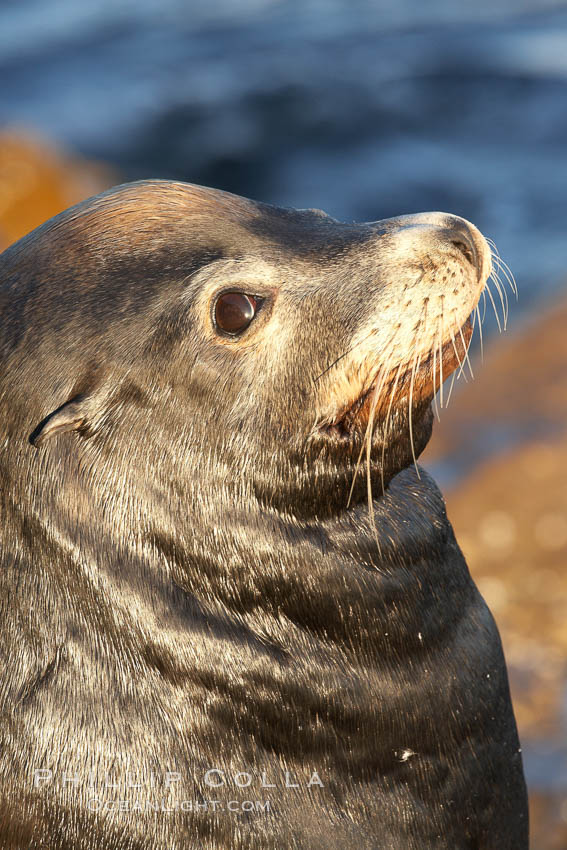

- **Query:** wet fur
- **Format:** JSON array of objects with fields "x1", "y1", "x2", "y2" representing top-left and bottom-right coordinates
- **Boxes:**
[{"x1": 0, "y1": 181, "x2": 527, "y2": 849}]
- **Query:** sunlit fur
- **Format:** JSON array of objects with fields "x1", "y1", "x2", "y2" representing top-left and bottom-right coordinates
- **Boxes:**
[{"x1": 0, "y1": 181, "x2": 527, "y2": 849}]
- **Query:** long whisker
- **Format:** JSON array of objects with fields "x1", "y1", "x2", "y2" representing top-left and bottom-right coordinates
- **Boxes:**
[
  {"x1": 487, "y1": 238, "x2": 518, "y2": 298},
  {"x1": 363, "y1": 355, "x2": 396, "y2": 557},
  {"x1": 444, "y1": 371, "x2": 458, "y2": 407},
  {"x1": 380, "y1": 361, "x2": 404, "y2": 495},
  {"x1": 431, "y1": 335, "x2": 441, "y2": 422},
  {"x1": 347, "y1": 368, "x2": 383, "y2": 507},
  {"x1": 449, "y1": 325, "x2": 468, "y2": 383},
  {"x1": 408, "y1": 346, "x2": 422, "y2": 477},
  {"x1": 492, "y1": 254, "x2": 518, "y2": 299},
  {"x1": 485, "y1": 279, "x2": 503, "y2": 332},
  {"x1": 490, "y1": 268, "x2": 509, "y2": 329},
  {"x1": 347, "y1": 342, "x2": 397, "y2": 507},
  {"x1": 453, "y1": 344, "x2": 467, "y2": 382},
  {"x1": 366, "y1": 409, "x2": 377, "y2": 537},
  {"x1": 405, "y1": 300, "x2": 432, "y2": 476},
  {"x1": 438, "y1": 309, "x2": 445, "y2": 408},
  {"x1": 458, "y1": 322, "x2": 475, "y2": 380},
  {"x1": 476, "y1": 304, "x2": 484, "y2": 362}
]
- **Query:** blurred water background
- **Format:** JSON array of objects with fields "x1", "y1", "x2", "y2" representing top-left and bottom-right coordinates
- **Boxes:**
[{"x1": 1, "y1": 0, "x2": 567, "y2": 846}]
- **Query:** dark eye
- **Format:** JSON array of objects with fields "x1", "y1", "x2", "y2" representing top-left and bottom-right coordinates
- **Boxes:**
[{"x1": 214, "y1": 292, "x2": 258, "y2": 335}]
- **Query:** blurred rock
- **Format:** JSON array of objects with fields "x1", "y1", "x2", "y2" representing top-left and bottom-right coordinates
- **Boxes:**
[
  {"x1": 426, "y1": 298, "x2": 567, "y2": 470},
  {"x1": 424, "y1": 299, "x2": 567, "y2": 849},
  {"x1": 0, "y1": 129, "x2": 115, "y2": 250}
]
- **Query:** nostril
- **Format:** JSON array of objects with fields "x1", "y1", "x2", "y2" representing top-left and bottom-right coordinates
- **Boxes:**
[{"x1": 451, "y1": 240, "x2": 475, "y2": 267}]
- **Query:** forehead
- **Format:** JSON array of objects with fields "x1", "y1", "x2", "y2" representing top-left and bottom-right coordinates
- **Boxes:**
[
  {"x1": 92, "y1": 180, "x2": 379, "y2": 259},
  {"x1": 243, "y1": 202, "x2": 377, "y2": 261}
]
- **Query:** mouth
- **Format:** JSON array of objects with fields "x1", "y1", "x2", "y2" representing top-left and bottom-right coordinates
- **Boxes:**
[{"x1": 319, "y1": 315, "x2": 474, "y2": 440}]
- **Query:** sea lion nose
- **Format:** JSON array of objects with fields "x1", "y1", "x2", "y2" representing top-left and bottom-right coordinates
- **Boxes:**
[
  {"x1": 440, "y1": 215, "x2": 482, "y2": 281},
  {"x1": 436, "y1": 213, "x2": 492, "y2": 285},
  {"x1": 392, "y1": 211, "x2": 492, "y2": 285},
  {"x1": 375, "y1": 211, "x2": 492, "y2": 286}
]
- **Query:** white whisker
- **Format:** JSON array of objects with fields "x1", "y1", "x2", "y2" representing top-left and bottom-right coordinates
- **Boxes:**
[
  {"x1": 458, "y1": 323, "x2": 475, "y2": 380},
  {"x1": 408, "y1": 346, "x2": 422, "y2": 478},
  {"x1": 444, "y1": 371, "x2": 458, "y2": 407},
  {"x1": 431, "y1": 331, "x2": 441, "y2": 421},
  {"x1": 490, "y1": 269, "x2": 509, "y2": 329},
  {"x1": 438, "y1": 311, "x2": 445, "y2": 408},
  {"x1": 485, "y1": 279, "x2": 503, "y2": 332},
  {"x1": 492, "y1": 254, "x2": 518, "y2": 299},
  {"x1": 380, "y1": 362, "x2": 404, "y2": 495},
  {"x1": 475, "y1": 304, "x2": 484, "y2": 362}
]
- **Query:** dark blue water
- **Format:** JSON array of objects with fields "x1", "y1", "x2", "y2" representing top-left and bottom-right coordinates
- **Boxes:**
[{"x1": 1, "y1": 0, "x2": 567, "y2": 324}]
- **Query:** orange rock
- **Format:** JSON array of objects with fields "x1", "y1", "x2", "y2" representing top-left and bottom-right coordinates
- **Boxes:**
[
  {"x1": 425, "y1": 297, "x2": 567, "y2": 465},
  {"x1": 425, "y1": 300, "x2": 567, "y2": 850},
  {"x1": 0, "y1": 129, "x2": 115, "y2": 250}
]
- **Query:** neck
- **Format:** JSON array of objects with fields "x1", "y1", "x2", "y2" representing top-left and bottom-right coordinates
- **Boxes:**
[{"x1": 15, "y1": 439, "x2": 459, "y2": 669}]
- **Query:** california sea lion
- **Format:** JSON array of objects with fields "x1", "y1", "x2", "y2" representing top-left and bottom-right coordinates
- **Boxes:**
[{"x1": 0, "y1": 181, "x2": 528, "y2": 849}]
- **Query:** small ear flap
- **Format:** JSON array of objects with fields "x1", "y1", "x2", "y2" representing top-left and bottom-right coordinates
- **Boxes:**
[{"x1": 29, "y1": 398, "x2": 89, "y2": 448}]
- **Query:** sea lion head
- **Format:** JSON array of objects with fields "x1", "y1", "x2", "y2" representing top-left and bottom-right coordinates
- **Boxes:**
[{"x1": 0, "y1": 180, "x2": 491, "y2": 524}]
